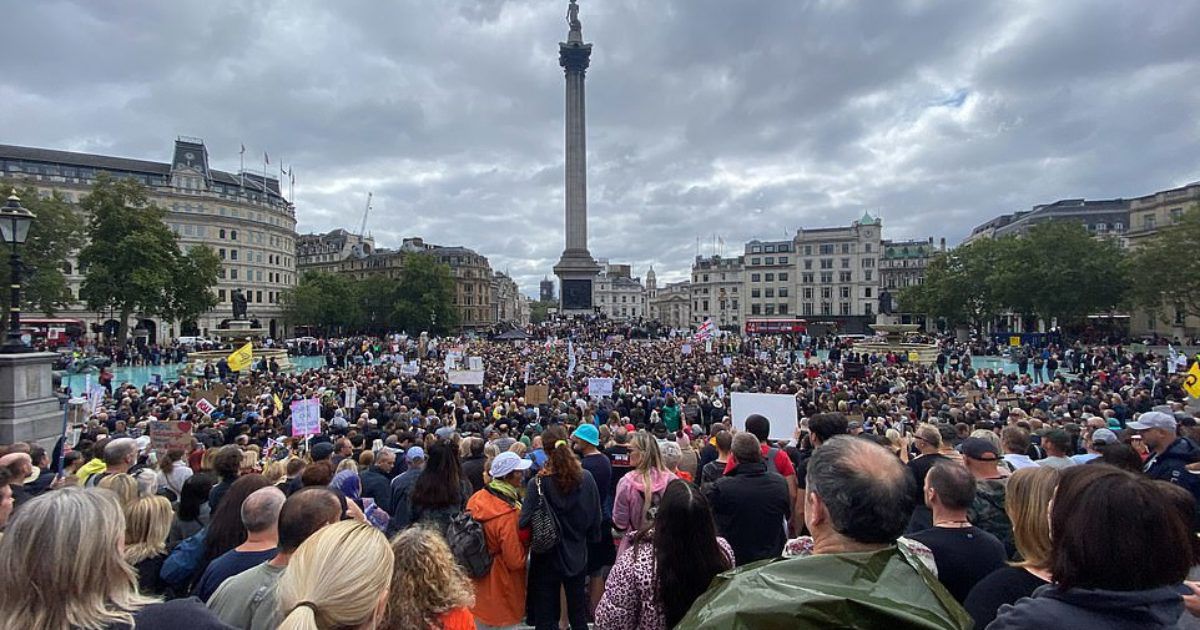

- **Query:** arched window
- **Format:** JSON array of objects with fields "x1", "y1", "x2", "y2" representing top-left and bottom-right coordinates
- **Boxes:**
[{"x1": 62, "y1": 262, "x2": 73, "y2": 275}]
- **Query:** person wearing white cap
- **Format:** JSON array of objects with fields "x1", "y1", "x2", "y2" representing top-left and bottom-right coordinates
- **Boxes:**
[
  {"x1": 1070, "y1": 428, "x2": 1119, "y2": 465},
  {"x1": 1129, "y1": 411, "x2": 1200, "y2": 505},
  {"x1": 466, "y1": 451, "x2": 532, "y2": 628}
]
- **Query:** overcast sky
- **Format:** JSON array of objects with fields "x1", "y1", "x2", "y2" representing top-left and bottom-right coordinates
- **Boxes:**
[{"x1": 3, "y1": 0, "x2": 1198, "y2": 295}]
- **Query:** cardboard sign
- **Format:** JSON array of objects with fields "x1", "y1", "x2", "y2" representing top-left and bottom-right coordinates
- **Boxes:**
[
  {"x1": 525, "y1": 384, "x2": 550, "y2": 405},
  {"x1": 448, "y1": 370, "x2": 485, "y2": 386},
  {"x1": 590, "y1": 351, "x2": 599, "y2": 361},
  {"x1": 730, "y1": 392, "x2": 798, "y2": 442},
  {"x1": 290, "y1": 398, "x2": 322, "y2": 437},
  {"x1": 588, "y1": 377, "x2": 615, "y2": 399},
  {"x1": 194, "y1": 397, "x2": 217, "y2": 417},
  {"x1": 148, "y1": 421, "x2": 193, "y2": 455}
]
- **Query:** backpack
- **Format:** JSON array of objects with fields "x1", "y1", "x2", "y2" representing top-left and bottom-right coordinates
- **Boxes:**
[
  {"x1": 445, "y1": 510, "x2": 492, "y2": 578},
  {"x1": 160, "y1": 528, "x2": 206, "y2": 588},
  {"x1": 766, "y1": 447, "x2": 790, "y2": 478}
]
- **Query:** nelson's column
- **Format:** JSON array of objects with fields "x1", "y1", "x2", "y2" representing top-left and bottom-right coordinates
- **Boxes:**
[{"x1": 553, "y1": 0, "x2": 601, "y2": 315}]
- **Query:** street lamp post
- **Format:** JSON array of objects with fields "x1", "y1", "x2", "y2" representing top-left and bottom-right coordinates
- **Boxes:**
[{"x1": 0, "y1": 191, "x2": 36, "y2": 353}]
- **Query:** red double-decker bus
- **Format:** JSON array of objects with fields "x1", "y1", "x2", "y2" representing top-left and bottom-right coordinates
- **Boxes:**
[
  {"x1": 744, "y1": 318, "x2": 807, "y2": 335},
  {"x1": 21, "y1": 318, "x2": 86, "y2": 348}
]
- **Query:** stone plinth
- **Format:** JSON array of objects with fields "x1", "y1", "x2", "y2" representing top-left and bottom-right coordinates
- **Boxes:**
[
  {"x1": 0, "y1": 351, "x2": 65, "y2": 446},
  {"x1": 854, "y1": 323, "x2": 941, "y2": 365},
  {"x1": 183, "y1": 319, "x2": 292, "y2": 376}
]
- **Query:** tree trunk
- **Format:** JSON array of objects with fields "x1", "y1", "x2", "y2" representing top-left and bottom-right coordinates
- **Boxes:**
[{"x1": 117, "y1": 308, "x2": 131, "y2": 348}]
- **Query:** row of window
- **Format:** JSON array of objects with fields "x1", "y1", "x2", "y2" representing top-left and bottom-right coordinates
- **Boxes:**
[
  {"x1": 749, "y1": 302, "x2": 876, "y2": 316},
  {"x1": 216, "y1": 288, "x2": 281, "y2": 305},
  {"x1": 692, "y1": 300, "x2": 739, "y2": 312},
  {"x1": 748, "y1": 256, "x2": 788, "y2": 266},
  {"x1": 750, "y1": 273, "x2": 788, "y2": 282},
  {"x1": 798, "y1": 271, "x2": 874, "y2": 283},
  {"x1": 747, "y1": 243, "x2": 791, "y2": 254},
  {"x1": 692, "y1": 286, "x2": 738, "y2": 295},
  {"x1": 217, "y1": 267, "x2": 292, "y2": 284}
]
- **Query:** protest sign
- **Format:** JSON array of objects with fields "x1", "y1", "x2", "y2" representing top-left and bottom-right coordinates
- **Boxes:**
[
  {"x1": 148, "y1": 421, "x2": 193, "y2": 455},
  {"x1": 730, "y1": 392, "x2": 798, "y2": 442},
  {"x1": 193, "y1": 397, "x2": 216, "y2": 417},
  {"x1": 590, "y1": 351, "x2": 598, "y2": 361},
  {"x1": 400, "y1": 361, "x2": 420, "y2": 376},
  {"x1": 682, "y1": 344, "x2": 692, "y2": 355},
  {"x1": 587, "y1": 377, "x2": 614, "y2": 399},
  {"x1": 907, "y1": 351, "x2": 920, "y2": 363},
  {"x1": 448, "y1": 370, "x2": 485, "y2": 385},
  {"x1": 290, "y1": 398, "x2": 322, "y2": 437},
  {"x1": 468, "y1": 356, "x2": 484, "y2": 372},
  {"x1": 525, "y1": 384, "x2": 550, "y2": 405},
  {"x1": 345, "y1": 386, "x2": 357, "y2": 410},
  {"x1": 723, "y1": 356, "x2": 733, "y2": 367}
]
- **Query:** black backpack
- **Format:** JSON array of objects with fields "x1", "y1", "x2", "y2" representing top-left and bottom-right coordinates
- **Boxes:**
[{"x1": 446, "y1": 510, "x2": 492, "y2": 578}]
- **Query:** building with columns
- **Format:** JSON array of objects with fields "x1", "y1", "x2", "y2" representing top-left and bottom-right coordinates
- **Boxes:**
[
  {"x1": 690, "y1": 255, "x2": 743, "y2": 329},
  {"x1": 0, "y1": 137, "x2": 298, "y2": 342},
  {"x1": 649, "y1": 280, "x2": 692, "y2": 330},
  {"x1": 593, "y1": 259, "x2": 647, "y2": 320}
]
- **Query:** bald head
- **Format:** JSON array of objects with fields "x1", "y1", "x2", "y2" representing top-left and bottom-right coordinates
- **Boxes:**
[
  {"x1": 241, "y1": 486, "x2": 286, "y2": 533},
  {"x1": 103, "y1": 438, "x2": 138, "y2": 468},
  {"x1": 807, "y1": 436, "x2": 915, "y2": 544}
]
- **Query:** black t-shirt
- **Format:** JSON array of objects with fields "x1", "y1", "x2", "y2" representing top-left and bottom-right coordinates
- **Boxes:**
[
  {"x1": 906, "y1": 454, "x2": 950, "y2": 502},
  {"x1": 606, "y1": 445, "x2": 633, "y2": 496},
  {"x1": 963, "y1": 565, "x2": 1049, "y2": 630},
  {"x1": 581, "y1": 452, "x2": 613, "y2": 508},
  {"x1": 909, "y1": 526, "x2": 1008, "y2": 604}
]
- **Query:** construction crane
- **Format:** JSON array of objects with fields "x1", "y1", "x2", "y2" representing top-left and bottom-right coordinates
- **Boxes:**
[{"x1": 358, "y1": 192, "x2": 373, "y2": 237}]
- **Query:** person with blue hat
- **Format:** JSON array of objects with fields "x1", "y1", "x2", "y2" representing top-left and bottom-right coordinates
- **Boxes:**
[{"x1": 571, "y1": 422, "x2": 614, "y2": 608}]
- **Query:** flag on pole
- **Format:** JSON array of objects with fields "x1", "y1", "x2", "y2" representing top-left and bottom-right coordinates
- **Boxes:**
[
  {"x1": 227, "y1": 342, "x2": 254, "y2": 372},
  {"x1": 1184, "y1": 362, "x2": 1200, "y2": 399},
  {"x1": 567, "y1": 340, "x2": 576, "y2": 378},
  {"x1": 695, "y1": 318, "x2": 715, "y2": 341},
  {"x1": 264, "y1": 152, "x2": 270, "y2": 165},
  {"x1": 273, "y1": 393, "x2": 284, "y2": 414}
]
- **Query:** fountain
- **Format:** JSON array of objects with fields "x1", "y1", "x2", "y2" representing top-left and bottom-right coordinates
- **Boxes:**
[
  {"x1": 852, "y1": 323, "x2": 940, "y2": 365},
  {"x1": 182, "y1": 292, "x2": 291, "y2": 376}
]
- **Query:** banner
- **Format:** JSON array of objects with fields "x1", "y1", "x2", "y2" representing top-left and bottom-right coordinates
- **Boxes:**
[
  {"x1": 87, "y1": 385, "x2": 106, "y2": 413},
  {"x1": 227, "y1": 342, "x2": 254, "y2": 372},
  {"x1": 468, "y1": 356, "x2": 484, "y2": 372},
  {"x1": 448, "y1": 370, "x2": 485, "y2": 385},
  {"x1": 273, "y1": 393, "x2": 284, "y2": 414},
  {"x1": 1008, "y1": 336, "x2": 1021, "y2": 348},
  {"x1": 567, "y1": 340, "x2": 576, "y2": 377},
  {"x1": 730, "y1": 392, "x2": 798, "y2": 442},
  {"x1": 1184, "y1": 363, "x2": 1200, "y2": 399},
  {"x1": 291, "y1": 398, "x2": 322, "y2": 437},
  {"x1": 401, "y1": 361, "x2": 420, "y2": 376},
  {"x1": 525, "y1": 384, "x2": 550, "y2": 405},
  {"x1": 345, "y1": 386, "x2": 357, "y2": 411},
  {"x1": 723, "y1": 356, "x2": 733, "y2": 367},
  {"x1": 587, "y1": 377, "x2": 614, "y2": 399},
  {"x1": 148, "y1": 421, "x2": 193, "y2": 455}
]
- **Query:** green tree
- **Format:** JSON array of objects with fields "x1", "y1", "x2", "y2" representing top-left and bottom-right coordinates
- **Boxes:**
[
  {"x1": 392, "y1": 253, "x2": 458, "y2": 335},
  {"x1": 1128, "y1": 203, "x2": 1200, "y2": 325},
  {"x1": 355, "y1": 275, "x2": 402, "y2": 335},
  {"x1": 4, "y1": 187, "x2": 85, "y2": 325},
  {"x1": 1011, "y1": 221, "x2": 1127, "y2": 328},
  {"x1": 281, "y1": 271, "x2": 362, "y2": 336},
  {"x1": 899, "y1": 237, "x2": 1013, "y2": 331},
  {"x1": 164, "y1": 245, "x2": 221, "y2": 327},
  {"x1": 530, "y1": 299, "x2": 553, "y2": 324},
  {"x1": 77, "y1": 174, "x2": 218, "y2": 345}
]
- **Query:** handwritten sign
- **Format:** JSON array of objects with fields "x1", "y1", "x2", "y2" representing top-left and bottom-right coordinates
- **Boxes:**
[
  {"x1": 149, "y1": 421, "x2": 193, "y2": 455},
  {"x1": 448, "y1": 370, "x2": 485, "y2": 386},
  {"x1": 525, "y1": 384, "x2": 550, "y2": 405},
  {"x1": 193, "y1": 397, "x2": 216, "y2": 417},
  {"x1": 587, "y1": 377, "x2": 614, "y2": 399},
  {"x1": 290, "y1": 398, "x2": 322, "y2": 437}
]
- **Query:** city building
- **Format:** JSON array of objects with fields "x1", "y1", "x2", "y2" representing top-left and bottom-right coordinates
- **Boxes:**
[
  {"x1": 296, "y1": 229, "x2": 375, "y2": 274},
  {"x1": 593, "y1": 259, "x2": 647, "y2": 320},
  {"x1": 1125, "y1": 181, "x2": 1200, "y2": 338},
  {"x1": 742, "y1": 239, "x2": 795, "y2": 320},
  {"x1": 649, "y1": 280, "x2": 692, "y2": 330},
  {"x1": 690, "y1": 255, "x2": 743, "y2": 329},
  {"x1": 492, "y1": 272, "x2": 524, "y2": 325},
  {"x1": 0, "y1": 138, "x2": 298, "y2": 341},
  {"x1": 964, "y1": 198, "x2": 1131, "y2": 245},
  {"x1": 879, "y1": 237, "x2": 945, "y2": 326},
  {"x1": 790, "y1": 212, "x2": 883, "y2": 333},
  {"x1": 325, "y1": 237, "x2": 497, "y2": 331},
  {"x1": 539, "y1": 276, "x2": 555, "y2": 302}
]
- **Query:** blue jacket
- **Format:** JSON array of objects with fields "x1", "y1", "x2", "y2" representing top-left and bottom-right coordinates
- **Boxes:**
[
  {"x1": 990, "y1": 583, "x2": 1183, "y2": 630},
  {"x1": 1144, "y1": 438, "x2": 1200, "y2": 523}
]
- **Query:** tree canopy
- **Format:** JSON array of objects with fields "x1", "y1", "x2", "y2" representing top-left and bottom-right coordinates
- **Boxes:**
[
  {"x1": 6, "y1": 186, "x2": 85, "y2": 321},
  {"x1": 1127, "y1": 203, "x2": 1200, "y2": 324}
]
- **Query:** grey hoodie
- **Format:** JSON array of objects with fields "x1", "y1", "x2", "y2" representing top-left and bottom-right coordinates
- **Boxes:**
[{"x1": 988, "y1": 583, "x2": 1184, "y2": 630}]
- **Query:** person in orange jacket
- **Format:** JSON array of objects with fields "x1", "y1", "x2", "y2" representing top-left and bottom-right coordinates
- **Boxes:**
[{"x1": 467, "y1": 451, "x2": 532, "y2": 628}]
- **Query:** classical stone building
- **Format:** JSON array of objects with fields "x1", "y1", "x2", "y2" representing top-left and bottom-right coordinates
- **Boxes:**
[
  {"x1": 649, "y1": 280, "x2": 692, "y2": 330},
  {"x1": 1125, "y1": 181, "x2": 1200, "y2": 338},
  {"x1": 492, "y1": 272, "x2": 525, "y2": 325},
  {"x1": 324, "y1": 237, "x2": 497, "y2": 331},
  {"x1": 880, "y1": 237, "x2": 945, "y2": 325},
  {"x1": 593, "y1": 260, "x2": 647, "y2": 320},
  {"x1": 539, "y1": 277, "x2": 555, "y2": 302},
  {"x1": 297, "y1": 229, "x2": 375, "y2": 275},
  {"x1": 690, "y1": 255, "x2": 743, "y2": 329},
  {"x1": 0, "y1": 137, "x2": 298, "y2": 341},
  {"x1": 790, "y1": 213, "x2": 883, "y2": 333},
  {"x1": 964, "y1": 198, "x2": 1131, "y2": 245},
  {"x1": 742, "y1": 239, "x2": 794, "y2": 321}
]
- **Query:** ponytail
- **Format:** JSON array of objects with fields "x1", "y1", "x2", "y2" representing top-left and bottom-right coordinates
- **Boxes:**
[{"x1": 278, "y1": 603, "x2": 319, "y2": 630}]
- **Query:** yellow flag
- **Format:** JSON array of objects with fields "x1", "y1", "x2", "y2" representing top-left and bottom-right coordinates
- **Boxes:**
[
  {"x1": 226, "y1": 342, "x2": 254, "y2": 372},
  {"x1": 273, "y1": 393, "x2": 284, "y2": 413},
  {"x1": 1184, "y1": 362, "x2": 1200, "y2": 399}
]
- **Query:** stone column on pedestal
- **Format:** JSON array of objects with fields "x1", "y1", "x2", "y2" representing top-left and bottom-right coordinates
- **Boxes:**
[
  {"x1": 0, "y1": 352, "x2": 65, "y2": 446},
  {"x1": 553, "y1": 0, "x2": 601, "y2": 315}
]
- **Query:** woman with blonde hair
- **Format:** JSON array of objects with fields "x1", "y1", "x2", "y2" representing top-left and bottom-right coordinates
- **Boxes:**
[
  {"x1": 382, "y1": 526, "x2": 476, "y2": 629},
  {"x1": 277, "y1": 520, "x2": 393, "y2": 630},
  {"x1": 124, "y1": 495, "x2": 175, "y2": 596},
  {"x1": 98, "y1": 472, "x2": 140, "y2": 513},
  {"x1": 964, "y1": 465, "x2": 1059, "y2": 628},
  {"x1": 261, "y1": 457, "x2": 289, "y2": 486},
  {"x1": 0, "y1": 487, "x2": 228, "y2": 630},
  {"x1": 612, "y1": 431, "x2": 675, "y2": 555}
]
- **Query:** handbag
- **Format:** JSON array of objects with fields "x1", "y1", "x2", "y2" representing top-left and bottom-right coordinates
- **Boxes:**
[{"x1": 529, "y1": 476, "x2": 561, "y2": 554}]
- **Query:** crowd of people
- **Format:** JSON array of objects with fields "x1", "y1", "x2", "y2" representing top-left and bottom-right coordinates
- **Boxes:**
[{"x1": 2, "y1": 317, "x2": 1200, "y2": 629}]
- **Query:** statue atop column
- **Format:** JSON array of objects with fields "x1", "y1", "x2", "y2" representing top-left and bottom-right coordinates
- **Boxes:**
[
  {"x1": 232, "y1": 289, "x2": 249, "y2": 320},
  {"x1": 566, "y1": 0, "x2": 582, "y2": 42}
]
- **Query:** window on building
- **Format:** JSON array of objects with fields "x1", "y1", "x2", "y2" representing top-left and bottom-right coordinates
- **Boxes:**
[
  {"x1": 751, "y1": 273, "x2": 761, "y2": 282},
  {"x1": 230, "y1": 230, "x2": 238, "y2": 240},
  {"x1": 703, "y1": 274, "x2": 710, "y2": 282},
  {"x1": 230, "y1": 268, "x2": 238, "y2": 280},
  {"x1": 821, "y1": 302, "x2": 832, "y2": 315},
  {"x1": 864, "y1": 302, "x2": 873, "y2": 316},
  {"x1": 864, "y1": 287, "x2": 872, "y2": 298},
  {"x1": 803, "y1": 287, "x2": 813, "y2": 299},
  {"x1": 863, "y1": 258, "x2": 875, "y2": 268},
  {"x1": 864, "y1": 270, "x2": 872, "y2": 281},
  {"x1": 804, "y1": 245, "x2": 812, "y2": 255},
  {"x1": 803, "y1": 302, "x2": 813, "y2": 315},
  {"x1": 765, "y1": 288, "x2": 775, "y2": 298},
  {"x1": 821, "y1": 287, "x2": 832, "y2": 299},
  {"x1": 802, "y1": 273, "x2": 814, "y2": 283},
  {"x1": 819, "y1": 244, "x2": 834, "y2": 255},
  {"x1": 839, "y1": 272, "x2": 852, "y2": 282},
  {"x1": 820, "y1": 259, "x2": 833, "y2": 269},
  {"x1": 839, "y1": 302, "x2": 851, "y2": 315},
  {"x1": 765, "y1": 245, "x2": 776, "y2": 253},
  {"x1": 778, "y1": 287, "x2": 789, "y2": 297},
  {"x1": 764, "y1": 256, "x2": 774, "y2": 265},
  {"x1": 765, "y1": 273, "x2": 774, "y2": 282},
  {"x1": 1172, "y1": 208, "x2": 1184, "y2": 223},
  {"x1": 1144, "y1": 215, "x2": 1157, "y2": 230},
  {"x1": 219, "y1": 229, "x2": 226, "y2": 239},
  {"x1": 751, "y1": 246, "x2": 762, "y2": 253},
  {"x1": 865, "y1": 243, "x2": 873, "y2": 253},
  {"x1": 841, "y1": 243, "x2": 850, "y2": 254},
  {"x1": 820, "y1": 272, "x2": 832, "y2": 283},
  {"x1": 840, "y1": 287, "x2": 850, "y2": 299},
  {"x1": 731, "y1": 299, "x2": 739, "y2": 310},
  {"x1": 703, "y1": 300, "x2": 709, "y2": 310},
  {"x1": 218, "y1": 248, "x2": 226, "y2": 260},
  {"x1": 840, "y1": 258, "x2": 849, "y2": 268},
  {"x1": 765, "y1": 304, "x2": 776, "y2": 315},
  {"x1": 218, "y1": 289, "x2": 226, "y2": 302},
  {"x1": 779, "y1": 256, "x2": 788, "y2": 265},
  {"x1": 751, "y1": 288, "x2": 761, "y2": 298},
  {"x1": 804, "y1": 259, "x2": 813, "y2": 270},
  {"x1": 256, "y1": 290, "x2": 262, "y2": 303},
  {"x1": 751, "y1": 257, "x2": 761, "y2": 265}
]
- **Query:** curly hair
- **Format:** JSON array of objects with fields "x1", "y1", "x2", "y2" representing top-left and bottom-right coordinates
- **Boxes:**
[{"x1": 382, "y1": 526, "x2": 474, "y2": 630}]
